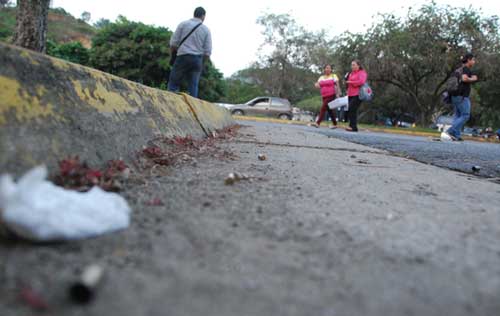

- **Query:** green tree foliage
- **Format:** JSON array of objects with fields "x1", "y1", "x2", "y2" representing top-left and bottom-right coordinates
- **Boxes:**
[
  {"x1": 80, "y1": 11, "x2": 91, "y2": 23},
  {"x1": 0, "y1": 6, "x2": 15, "y2": 40},
  {"x1": 248, "y1": 4, "x2": 500, "y2": 128},
  {"x1": 220, "y1": 75, "x2": 266, "y2": 104},
  {"x1": 47, "y1": 40, "x2": 90, "y2": 65},
  {"x1": 6, "y1": 6, "x2": 227, "y2": 101},
  {"x1": 475, "y1": 53, "x2": 500, "y2": 127},
  {"x1": 250, "y1": 13, "x2": 323, "y2": 103},
  {"x1": 94, "y1": 18, "x2": 111, "y2": 29},
  {"x1": 296, "y1": 95, "x2": 322, "y2": 114},
  {"x1": 89, "y1": 16, "x2": 226, "y2": 102},
  {"x1": 198, "y1": 61, "x2": 226, "y2": 102},
  {"x1": 332, "y1": 4, "x2": 500, "y2": 126},
  {"x1": 90, "y1": 16, "x2": 171, "y2": 88}
]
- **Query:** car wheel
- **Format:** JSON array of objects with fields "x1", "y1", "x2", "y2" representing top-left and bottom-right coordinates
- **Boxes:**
[
  {"x1": 232, "y1": 110, "x2": 244, "y2": 116},
  {"x1": 278, "y1": 114, "x2": 291, "y2": 120}
]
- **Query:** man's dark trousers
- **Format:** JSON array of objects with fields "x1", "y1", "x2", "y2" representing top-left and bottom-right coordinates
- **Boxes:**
[{"x1": 168, "y1": 54, "x2": 203, "y2": 97}]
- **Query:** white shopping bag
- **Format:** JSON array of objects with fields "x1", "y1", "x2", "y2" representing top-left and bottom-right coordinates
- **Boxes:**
[
  {"x1": 328, "y1": 96, "x2": 348, "y2": 110},
  {"x1": 0, "y1": 166, "x2": 132, "y2": 241}
]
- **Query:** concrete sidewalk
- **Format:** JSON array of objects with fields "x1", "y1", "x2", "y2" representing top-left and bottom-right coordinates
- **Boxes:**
[{"x1": 1, "y1": 121, "x2": 499, "y2": 316}]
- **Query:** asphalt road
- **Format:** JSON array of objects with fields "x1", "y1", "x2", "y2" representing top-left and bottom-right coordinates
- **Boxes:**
[
  {"x1": 250, "y1": 121, "x2": 500, "y2": 179},
  {"x1": 318, "y1": 127, "x2": 500, "y2": 179}
]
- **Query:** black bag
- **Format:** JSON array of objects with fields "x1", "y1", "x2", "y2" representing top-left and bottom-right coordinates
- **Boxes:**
[
  {"x1": 442, "y1": 67, "x2": 463, "y2": 104},
  {"x1": 169, "y1": 23, "x2": 203, "y2": 66},
  {"x1": 169, "y1": 50, "x2": 178, "y2": 66}
]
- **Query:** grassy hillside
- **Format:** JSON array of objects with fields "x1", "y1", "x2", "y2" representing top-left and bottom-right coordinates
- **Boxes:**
[{"x1": 0, "y1": 6, "x2": 95, "y2": 47}]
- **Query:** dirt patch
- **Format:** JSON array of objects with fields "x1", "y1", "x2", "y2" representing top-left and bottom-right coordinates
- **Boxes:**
[
  {"x1": 49, "y1": 125, "x2": 242, "y2": 192},
  {"x1": 135, "y1": 125, "x2": 241, "y2": 173}
]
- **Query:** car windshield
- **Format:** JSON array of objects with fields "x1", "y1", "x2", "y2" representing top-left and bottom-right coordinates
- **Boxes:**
[{"x1": 247, "y1": 98, "x2": 269, "y2": 106}]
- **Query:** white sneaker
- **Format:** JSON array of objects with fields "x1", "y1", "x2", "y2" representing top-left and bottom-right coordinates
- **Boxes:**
[
  {"x1": 440, "y1": 132, "x2": 452, "y2": 141},
  {"x1": 441, "y1": 132, "x2": 457, "y2": 141}
]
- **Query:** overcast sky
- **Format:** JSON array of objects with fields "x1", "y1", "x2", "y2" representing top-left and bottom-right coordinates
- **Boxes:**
[{"x1": 52, "y1": 0, "x2": 499, "y2": 77}]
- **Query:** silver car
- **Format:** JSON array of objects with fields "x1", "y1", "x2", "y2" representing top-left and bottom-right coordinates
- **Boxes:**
[{"x1": 229, "y1": 97, "x2": 293, "y2": 120}]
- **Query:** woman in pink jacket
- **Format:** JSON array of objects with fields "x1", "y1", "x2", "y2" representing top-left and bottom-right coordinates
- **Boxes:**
[
  {"x1": 345, "y1": 60, "x2": 367, "y2": 132},
  {"x1": 310, "y1": 64, "x2": 341, "y2": 128}
]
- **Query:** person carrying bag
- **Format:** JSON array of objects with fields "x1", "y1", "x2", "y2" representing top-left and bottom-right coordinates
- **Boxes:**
[
  {"x1": 169, "y1": 22, "x2": 203, "y2": 66},
  {"x1": 345, "y1": 60, "x2": 368, "y2": 132},
  {"x1": 309, "y1": 64, "x2": 342, "y2": 129},
  {"x1": 167, "y1": 7, "x2": 212, "y2": 98}
]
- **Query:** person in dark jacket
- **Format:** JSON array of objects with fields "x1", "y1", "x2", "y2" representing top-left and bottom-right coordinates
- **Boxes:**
[{"x1": 444, "y1": 53, "x2": 478, "y2": 141}]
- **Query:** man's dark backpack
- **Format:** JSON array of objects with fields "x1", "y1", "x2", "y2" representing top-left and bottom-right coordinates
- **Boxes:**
[{"x1": 442, "y1": 67, "x2": 464, "y2": 104}]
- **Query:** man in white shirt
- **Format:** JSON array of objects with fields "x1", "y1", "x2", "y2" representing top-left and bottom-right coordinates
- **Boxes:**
[{"x1": 168, "y1": 7, "x2": 212, "y2": 98}]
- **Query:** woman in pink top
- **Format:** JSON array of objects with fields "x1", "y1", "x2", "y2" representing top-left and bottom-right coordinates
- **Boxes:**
[
  {"x1": 310, "y1": 64, "x2": 341, "y2": 128},
  {"x1": 345, "y1": 60, "x2": 367, "y2": 132}
]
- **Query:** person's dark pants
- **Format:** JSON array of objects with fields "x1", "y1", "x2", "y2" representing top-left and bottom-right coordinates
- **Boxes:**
[
  {"x1": 348, "y1": 95, "x2": 361, "y2": 131},
  {"x1": 337, "y1": 106, "x2": 347, "y2": 122},
  {"x1": 168, "y1": 54, "x2": 203, "y2": 98},
  {"x1": 317, "y1": 94, "x2": 337, "y2": 125}
]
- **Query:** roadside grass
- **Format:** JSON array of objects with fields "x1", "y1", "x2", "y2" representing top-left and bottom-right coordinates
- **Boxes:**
[{"x1": 358, "y1": 123, "x2": 440, "y2": 136}]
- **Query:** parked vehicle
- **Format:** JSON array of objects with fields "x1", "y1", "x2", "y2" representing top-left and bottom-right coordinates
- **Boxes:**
[
  {"x1": 216, "y1": 103, "x2": 234, "y2": 110},
  {"x1": 462, "y1": 127, "x2": 481, "y2": 137},
  {"x1": 228, "y1": 97, "x2": 293, "y2": 120},
  {"x1": 480, "y1": 127, "x2": 496, "y2": 139},
  {"x1": 376, "y1": 114, "x2": 415, "y2": 128},
  {"x1": 397, "y1": 121, "x2": 414, "y2": 128}
]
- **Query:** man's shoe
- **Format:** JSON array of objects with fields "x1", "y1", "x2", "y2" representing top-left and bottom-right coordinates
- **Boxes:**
[
  {"x1": 444, "y1": 131, "x2": 458, "y2": 141},
  {"x1": 308, "y1": 123, "x2": 319, "y2": 128}
]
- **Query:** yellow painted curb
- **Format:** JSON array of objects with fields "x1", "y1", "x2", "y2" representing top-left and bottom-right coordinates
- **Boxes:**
[
  {"x1": 0, "y1": 42, "x2": 234, "y2": 174},
  {"x1": 182, "y1": 93, "x2": 234, "y2": 136}
]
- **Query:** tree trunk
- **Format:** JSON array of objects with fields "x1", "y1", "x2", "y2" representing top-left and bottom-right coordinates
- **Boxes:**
[
  {"x1": 13, "y1": 0, "x2": 50, "y2": 53},
  {"x1": 418, "y1": 112, "x2": 427, "y2": 127}
]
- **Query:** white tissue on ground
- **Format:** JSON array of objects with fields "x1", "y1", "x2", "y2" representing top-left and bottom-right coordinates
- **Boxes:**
[{"x1": 0, "y1": 166, "x2": 132, "y2": 241}]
